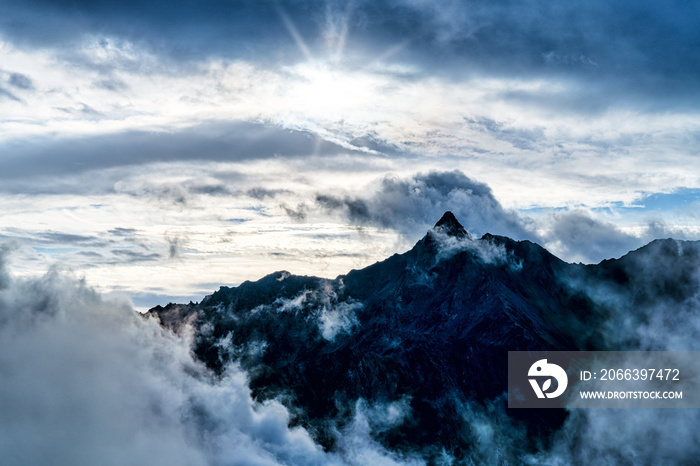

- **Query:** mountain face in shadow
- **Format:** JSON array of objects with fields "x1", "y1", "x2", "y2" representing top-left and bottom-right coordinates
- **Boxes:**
[{"x1": 149, "y1": 212, "x2": 700, "y2": 461}]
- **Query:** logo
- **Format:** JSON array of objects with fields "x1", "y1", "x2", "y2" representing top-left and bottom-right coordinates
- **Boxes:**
[{"x1": 528, "y1": 359, "x2": 568, "y2": 398}]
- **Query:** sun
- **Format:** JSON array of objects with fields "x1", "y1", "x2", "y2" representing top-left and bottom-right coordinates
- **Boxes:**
[
  {"x1": 287, "y1": 63, "x2": 378, "y2": 120},
  {"x1": 275, "y1": 2, "x2": 403, "y2": 122}
]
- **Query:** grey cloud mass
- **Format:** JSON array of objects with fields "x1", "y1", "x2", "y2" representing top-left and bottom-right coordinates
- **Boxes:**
[
  {"x1": 0, "y1": 122, "x2": 358, "y2": 189},
  {"x1": 7, "y1": 72, "x2": 34, "y2": 89},
  {"x1": 0, "y1": 69, "x2": 33, "y2": 100},
  {"x1": 314, "y1": 170, "x2": 533, "y2": 241},
  {"x1": 543, "y1": 210, "x2": 644, "y2": 263},
  {"x1": 542, "y1": 210, "x2": 693, "y2": 264},
  {"x1": 1, "y1": 0, "x2": 697, "y2": 110}
]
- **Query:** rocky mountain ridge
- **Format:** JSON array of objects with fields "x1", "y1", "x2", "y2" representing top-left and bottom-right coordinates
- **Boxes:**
[{"x1": 149, "y1": 212, "x2": 700, "y2": 461}]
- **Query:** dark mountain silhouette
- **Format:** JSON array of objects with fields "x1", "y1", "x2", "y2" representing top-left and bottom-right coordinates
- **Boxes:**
[{"x1": 149, "y1": 212, "x2": 700, "y2": 462}]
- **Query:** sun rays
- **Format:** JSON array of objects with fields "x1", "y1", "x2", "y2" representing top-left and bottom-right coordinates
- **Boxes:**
[{"x1": 274, "y1": 1, "x2": 409, "y2": 158}]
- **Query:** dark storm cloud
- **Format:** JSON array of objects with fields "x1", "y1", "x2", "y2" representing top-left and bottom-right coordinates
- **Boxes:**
[
  {"x1": 313, "y1": 170, "x2": 533, "y2": 240},
  {"x1": 1, "y1": 0, "x2": 698, "y2": 109},
  {"x1": 0, "y1": 121, "x2": 357, "y2": 186}
]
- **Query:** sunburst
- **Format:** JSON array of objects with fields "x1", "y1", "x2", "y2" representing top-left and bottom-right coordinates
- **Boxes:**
[{"x1": 275, "y1": 1, "x2": 407, "y2": 156}]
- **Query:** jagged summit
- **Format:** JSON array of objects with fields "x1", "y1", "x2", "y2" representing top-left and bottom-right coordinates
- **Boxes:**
[{"x1": 433, "y1": 211, "x2": 468, "y2": 237}]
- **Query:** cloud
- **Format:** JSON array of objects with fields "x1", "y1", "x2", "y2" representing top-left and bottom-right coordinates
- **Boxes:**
[
  {"x1": 265, "y1": 282, "x2": 362, "y2": 341},
  {"x1": 7, "y1": 71, "x2": 33, "y2": 89},
  {"x1": 166, "y1": 235, "x2": 187, "y2": 259},
  {"x1": 0, "y1": 86, "x2": 21, "y2": 102},
  {"x1": 108, "y1": 227, "x2": 139, "y2": 237},
  {"x1": 93, "y1": 77, "x2": 128, "y2": 91},
  {"x1": 0, "y1": 246, "x2": 339, "y2": 466},
  {"x1": 430, "y1": 228, "x2": 523, "y2": 272},
  {"x1": 312, "y1": 170, "x2": 533, "y2": 241},
  {"x1": 0, "y1": 0, "x2": 697, "y2": 113},
  {"x1": 55, "y1": 102, "x2": 103, "y2": 117},
  {"x1": 388, "y1": 0, "x2": 700, "y2": 97},
  {"x1": 286, "y1": 170, "x2": 700, "y2": 264},
  {"x1": 281, "y1": 203, "x2": 309, "y2": 222},
  {"x1": 37, "y1": 231, "x2": 104, "y2": 246},
  {"x1": 0, "y1": 69, "x2": 32, "y2": 103},
  {"x1": 539, "y1": 210, "x2": 696, "y2": 264},
  {"x1": 542, "y1": 210, "x2": 643, "y2": 263},
  {"x1": 112, "y1": 248, "x2": 161, "y2": 262},
  {"x1": 0, "y1": 243, "x2": 14, "y2": 289},
  {"x1": 300, "y1": 173, "x2": 687, "y2": 265},
  {"x1": 0, "y1": 0, "x2": 310, "y2": 64},
  {"x1": 464, "y1": 116, "x2": 545, "y2": 150},
  {"x1": 0, "y1": 121, "x2": 357, "y2": 184},
  {"x1": 247, "y1": 187, "x2": 292, "y2": 200},
  {"x1": 336, "y1": 398, "x2": 426, "y2": 466},
  {"x1": 534, "y1": 238, "x2": 700, "y2": 464},
  {"x1": 538, "y1": 408, "x2": 700, "y2": 465},
  {"x1": 319, "y1": 300, "x2": 361, "y2": 341}
]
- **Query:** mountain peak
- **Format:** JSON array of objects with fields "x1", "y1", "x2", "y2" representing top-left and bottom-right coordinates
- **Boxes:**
[{"x1": 433, "y1": 211, "x2": 468, "y2": 237}]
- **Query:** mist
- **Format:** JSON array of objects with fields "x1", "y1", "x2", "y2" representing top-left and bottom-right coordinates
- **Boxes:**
[{"x1": 0, "y1": 246, "x2": 336, "y2": 465}]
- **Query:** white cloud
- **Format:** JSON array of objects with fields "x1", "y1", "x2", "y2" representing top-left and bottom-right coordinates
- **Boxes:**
[{"x1": 0, "y1": 246, "x2": 449, "y2": 466}]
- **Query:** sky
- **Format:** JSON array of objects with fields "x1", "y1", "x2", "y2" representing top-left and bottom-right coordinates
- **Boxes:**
[{"x1": 1, "y1": 0, "x2": 700, "y2": 310}]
